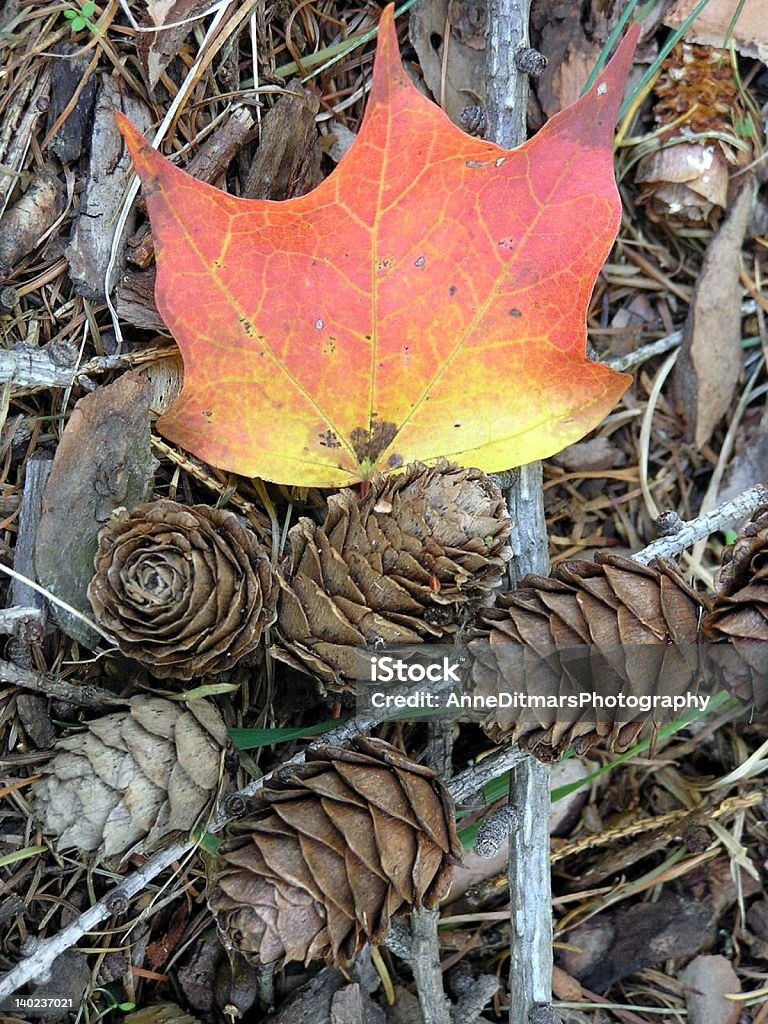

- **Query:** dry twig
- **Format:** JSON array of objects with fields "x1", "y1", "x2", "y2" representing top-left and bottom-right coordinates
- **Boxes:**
[{"x1": 485, "y1": 2, "x2": 556, "y2": 1020}]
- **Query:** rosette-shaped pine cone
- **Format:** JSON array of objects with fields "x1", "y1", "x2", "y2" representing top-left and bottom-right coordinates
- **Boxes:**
[
  {"x1": 701, "y1": 506, "x2": 768, "y2": 707},
  {"x1": 208, "y1": 736, "x2": 462, "y2": 967},
  {"x1": 88, "y1": 500, "x2": 277, "y2": 680},
  {"x1": 468, "y1": 553, "x2": 708, "y2": 760},
  {"x1": 274, "y1": 461, "x2": 511, "y2": 687},
  {"x1": 31, "y1": 697, "x2": 228, "y2": 862}
]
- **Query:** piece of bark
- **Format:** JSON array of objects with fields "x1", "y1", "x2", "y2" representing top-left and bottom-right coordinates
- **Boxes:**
[
  {"x1": 28, "y1": 950, "x2": 90, "y2": 1022},
  {"x1": 259, "y1": 968, "x2": 383, "y2": 1024},
  {"x1": 0, "y1": 168, "x2": 65, "y2": 276},
  {"x1": 11, "y1": 454, "x2": 53, "y2": 615},
  {"x1": 330, "y1": 984, "x2": 364, "y2": 1024},
  {"x1": 678, "y1": 955, "x2": 740, "y2": 1024},
  {"x1": 242, "y1": 81, "x2": 321, "y2": 200},
  {"x1": 66, "y1": 76, "x2": 153, "y2": 301},
  {"x1": 529, "y1": 2, "x2": 600, "y2": 119},
  {"x1": 115, "y1": 268, "x2": 166, "y2": 332},
  {"x1": 673, "y1": 179, "x2": 755, "y2": 448},
  {"x1": 10, "y1": 453, "x2": 55, "y2": 749},
  {"x1": 15, "y1": 694, "x2": 55, "y2": 749},
  {"x1": 386, "y1": 987, "x2": 422, "y2": 1024},
  {"x1": 0, "y1": 66, "x2": 51, "y2": 213},
  {"x1": 560, "y1": 861, "x2": 759, "y2": 992},
  {"x1": 664, "y1": 0, "x2": 766, "y2": 62},
  {"x1": 46, "y1": 43, "x2": 98, "y2": 164},
  {"x1": 409, "y1": 0, "x2": 487, "y2": 125},
  {"x1": 561, "y1": 897, "x2": 715, "y2": 991},
  {"x1": 35, "y1": 372, "x2": 156, "y2": 647}
]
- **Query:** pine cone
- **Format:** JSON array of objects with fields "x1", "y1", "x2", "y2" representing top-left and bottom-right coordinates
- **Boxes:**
[
  {"x1": 701, "y1": 506, "x2": 768, "y2": 707},
  {"x1": 31, "y1": 697, "x2": 228, "y2": 862},
  {"x1": 208, "y1": 737, "x2": 462, "y2": 967},
  {"x1": 468, "y1": 553, "x2": 707, "y2": 759},
  {"x1": 635, "y1": 43, "x2": 750, "y2": 226},
  {"x1": 88, "y1": 500, "x2": 277, "y2": 680},
  {"x1": 274, "y1": 461, "x2": 511, "y2": 687}
]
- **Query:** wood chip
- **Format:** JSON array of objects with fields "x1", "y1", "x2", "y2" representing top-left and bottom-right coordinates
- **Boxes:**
[
  {"x1": 35, "y1": 372, "x2": 156, "y2": 647},
  {"x1": 678, "y1": 954, "x2": 741, "y2": 1024},
  {"x1": 66, "y1": 76, "x2": 152, "y2": 301}
]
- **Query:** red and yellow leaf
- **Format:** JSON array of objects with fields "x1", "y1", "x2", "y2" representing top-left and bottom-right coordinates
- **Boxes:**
[{"x1": 118, "y1": 7, "x2": 637, "y2": 487}]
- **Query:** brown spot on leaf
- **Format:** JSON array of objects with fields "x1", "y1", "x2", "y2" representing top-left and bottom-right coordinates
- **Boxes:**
[
  {"x1": 318, "y1": 429, "x2": 342, "y2": 449},
  {"x1": 350, "y1": 417, "x2": 398, "y2": 464}
]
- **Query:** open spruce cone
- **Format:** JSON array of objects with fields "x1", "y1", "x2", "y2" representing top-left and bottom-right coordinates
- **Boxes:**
[
  {"x1": 208, "y1": 736, "x2": 462, "y2": 967},
  {"x1": 468, "y1": 552, "x2": 708, "y2": 759},
  {"x1": 31, "y1": 697, "x2": 228, "y2": 862},
  {"x1": 702, "y1": 506, "x2": 768, "y2": 707},
  {"x1": 274, "y1": 461, "x2": 511, "y2": 688},
  {"x1": 88, "y1": 500, "x2": 277, "y2": 680}
]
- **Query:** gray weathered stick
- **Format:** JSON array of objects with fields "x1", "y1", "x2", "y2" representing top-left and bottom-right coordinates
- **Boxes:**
[
  {"x1": 408, "y1": 719, "x2": 458, "y2": 1024},
  {"x1": 485, "y1": 2, "x2": 557, "y2": 1021},
  {"x1": 634, "y1": 483, "x2": 768, "y2": 565},
  {"x1": 0, "y1": 659, "x2": 126, "y2": 710}
]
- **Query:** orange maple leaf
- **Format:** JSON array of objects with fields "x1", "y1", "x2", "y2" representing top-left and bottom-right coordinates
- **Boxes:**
[{"x1": 118, "y1": 7, "x2": 636, "y2": 487}]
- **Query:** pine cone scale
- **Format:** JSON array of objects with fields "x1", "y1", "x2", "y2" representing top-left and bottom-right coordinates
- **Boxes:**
[{"x1": 322, "y1": 799, "x2": 386, "y2": 878}]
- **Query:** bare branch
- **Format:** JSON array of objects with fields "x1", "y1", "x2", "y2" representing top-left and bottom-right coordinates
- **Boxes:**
[
  {"x1": 634, "y1": 483, "x2": 768, "y2": 565},
  {"x1": 0, "y1": 659, "x2": 126, "y2": 710},
  {"x1": 485, "y1": 0, "x2": 556, "y2": 1013}
]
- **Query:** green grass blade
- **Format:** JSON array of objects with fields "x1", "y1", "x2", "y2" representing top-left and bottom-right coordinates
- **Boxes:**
[{"x1": 229, "y1": 719, "x2": 340, "y2": 749}]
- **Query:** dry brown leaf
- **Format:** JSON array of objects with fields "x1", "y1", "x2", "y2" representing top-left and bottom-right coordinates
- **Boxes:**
[
  {"x1": 664, "y1": 0, "x2": 768, "y2": 62},
  {"x1": 409, "y1": 0, "x2": 487, "y2": 125},
  {"x1": 138, "y1": 0, "x2": 213, "y2": 91},
  {"x1": 673, "y1": 179, "x2": 754, "y2": 448}
]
